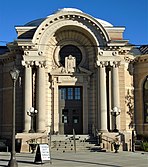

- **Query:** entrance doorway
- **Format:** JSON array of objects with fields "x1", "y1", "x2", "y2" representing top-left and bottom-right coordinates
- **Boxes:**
[{"x1": 59, "y1": 86, "x2": 83, "y2": 134}]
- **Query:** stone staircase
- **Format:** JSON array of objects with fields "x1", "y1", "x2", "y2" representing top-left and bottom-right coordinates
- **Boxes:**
[
  {"x1": 16, "y1": 133, "x2": 105, "y2": 153},
  {"x1": 49, "y1": 135, "x2": 106, "y2": 153}
]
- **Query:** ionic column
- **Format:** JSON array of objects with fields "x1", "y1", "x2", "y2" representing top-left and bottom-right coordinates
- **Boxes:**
[
  {"x1": 36, "y1": 61, "x2": 46, "y2": 132},
  {"x1": 98, "y1": 61, "x2": 108, "y2": 132},
  {"x1": 22, "y1": 61, "x2": 33, "y2": 132},
  {"x1": 112, "y1": 61, "x2": 120, "y2": 130}
]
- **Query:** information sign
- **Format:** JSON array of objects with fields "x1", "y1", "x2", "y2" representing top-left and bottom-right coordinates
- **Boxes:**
[{"x1": 34, "y1": 144, "x2": 50, "y2": 163}]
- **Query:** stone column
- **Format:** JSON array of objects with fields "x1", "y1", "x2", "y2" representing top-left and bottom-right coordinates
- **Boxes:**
[
  {"x1": 36, "y1": 61, "x2": 46, "y2": 132},
  {"x1": 22, "y1": 61, "x2": 33, "y2": 132},
  {"x1": 83, "y1": 81, "x2": 89, "y2": 133},
  {"x1": 112, "y1": 61, "x2": 120, "y2": 130},
  {"x1": 53, "y1": 82, "x2": 59, "y2": 133},
  {"x1": 98, "y1": 61, "x2": 108, "y2": 132}
]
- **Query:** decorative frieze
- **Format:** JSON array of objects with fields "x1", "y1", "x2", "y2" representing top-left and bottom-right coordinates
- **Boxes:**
[{"x1": 98, "y1": 50, "x2": 119, "y2": 56}]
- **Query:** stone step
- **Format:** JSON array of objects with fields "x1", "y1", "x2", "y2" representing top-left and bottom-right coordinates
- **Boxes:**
[
  {"x1": 48, "y1": 135, "x2": 89, "y2": 141},
  {"x1": 15, "y1": 133, "x2": 104, "y2": 153},
  {"x1": 47, "y1": 134, "x2": 101, "y2": 153}
]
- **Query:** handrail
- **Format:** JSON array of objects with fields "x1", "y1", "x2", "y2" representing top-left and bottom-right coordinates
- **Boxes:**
[
  {"x1": 101, "y1": 135, "x2": 118, "y2": 144},
  {"x1": 36, "y1": 134, "x2": 47, "y2": 140},
  {"x1": 26, "y1": 134, "x2": 48, "y2": 144},
  {"x1": 102, "y1": 135, "x2": 116, "y2": 141}
]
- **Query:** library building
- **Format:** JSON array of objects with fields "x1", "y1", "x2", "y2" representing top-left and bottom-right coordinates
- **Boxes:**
[{"x1": 0, "y1": 8, "x2": 148, "y2": 152}]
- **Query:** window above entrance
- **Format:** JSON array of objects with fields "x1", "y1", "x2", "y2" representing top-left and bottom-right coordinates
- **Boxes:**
[
  {"x1": 59, "y1": 45, "x2": 82, "y2": 67},
  {"x1": 60, "y1": 87, "x2": 81, "y2": 100}
]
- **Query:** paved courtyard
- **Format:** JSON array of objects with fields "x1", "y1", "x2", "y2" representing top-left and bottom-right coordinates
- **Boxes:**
[{"x1": 0, "y1": 150, "x2": 148, "y2": 167}]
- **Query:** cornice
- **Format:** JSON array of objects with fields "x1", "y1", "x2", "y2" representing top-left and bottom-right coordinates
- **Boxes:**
[
  {"x1": 0, "y1": 52, "x2": 15, "y2": 65},
  {"x1": 133, "y1": 54, "x2": 148, "y2": 64}
]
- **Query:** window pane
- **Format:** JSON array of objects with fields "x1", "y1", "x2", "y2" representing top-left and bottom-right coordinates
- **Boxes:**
[
  {"x1": 62, "y1": 109, "x2": 68, "y2": 123},
  {"x1": 68, "y1": 88, "x2": 73, "y2": 99},
  {"x1": 61, "y1": 88, "x2": 66, "y2": 99},
  {"x1": 75, "y1": 87, "x2": 80, "y2": 100}
]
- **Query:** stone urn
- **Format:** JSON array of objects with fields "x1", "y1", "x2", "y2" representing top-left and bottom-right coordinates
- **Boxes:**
[
  {"x1": 27, "y1": 139, "x2": 38, "y2": 153},
  {"x1": 113, "y1": 137, "x2": 120, "y2": 153},
  {"x1": 29, "y1": 143, "x2": 38, "y2": 153},
  {"x1": 113, "y1": 143, "x2": 120, "y2": 153}
]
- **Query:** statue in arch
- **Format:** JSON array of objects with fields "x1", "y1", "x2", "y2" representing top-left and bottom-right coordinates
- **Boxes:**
[{"x1": 65, "y1": 55, "x2": 76, "y2": 73}]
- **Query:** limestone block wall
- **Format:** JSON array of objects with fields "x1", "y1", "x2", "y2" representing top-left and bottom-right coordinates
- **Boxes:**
[
  {"x1": 119, "y1": 55, "x2": 134, "y2": 132},
  {"x1": 134, "y1": 55, "x2": 148, "y2": 135}
]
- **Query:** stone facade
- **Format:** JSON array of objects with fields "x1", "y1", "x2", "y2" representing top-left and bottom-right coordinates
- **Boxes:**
[
  {"x1": 0, "y1": 8, "x2": 147, "y2": 151},
  {"x1": 133, "y1": 49, "x2": 148, "y2": 135}
]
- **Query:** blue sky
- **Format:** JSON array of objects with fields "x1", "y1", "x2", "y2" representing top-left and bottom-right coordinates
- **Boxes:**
[{"x1": 0, "y1": 0, "x2": 147, "y2": 46}]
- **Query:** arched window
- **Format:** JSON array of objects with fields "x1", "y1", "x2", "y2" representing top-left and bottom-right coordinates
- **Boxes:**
[
  {"x1": 59, "y1": 45, "x2": 82, "y2": 67},
  {"x1": 143, "y1": 76, "x2": 148, "y2": 123}
]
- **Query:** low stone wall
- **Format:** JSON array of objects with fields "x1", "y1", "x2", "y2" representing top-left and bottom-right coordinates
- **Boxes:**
[
  {"x1": 99, "y1": 131, "x2": 132, "y2": 152},
  {"x1": 16, "y1": 133, "x2": 48, "y2": 152}
]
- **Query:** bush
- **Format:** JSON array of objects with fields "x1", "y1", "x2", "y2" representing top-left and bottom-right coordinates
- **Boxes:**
[{"x1": 141, "y1": 142, "x2": 148, "y2": 152}]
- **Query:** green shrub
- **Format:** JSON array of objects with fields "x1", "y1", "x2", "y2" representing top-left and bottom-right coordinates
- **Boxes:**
[{"x1": 140, "y1": 142, "x2": 148, "y2": 152}]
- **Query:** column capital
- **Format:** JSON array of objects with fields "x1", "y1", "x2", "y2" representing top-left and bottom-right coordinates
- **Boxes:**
[
  {"x1": 110, "y1": 61, "x2": 120, "y2": 68},
  {"x1": 35, "y1": 61, "x2": 47, "y2": 68},
  {"x1": 96, "y1": 61, "x2": 108, "y2": 67},
  {"x1": 22, "y1": 60, "x2": 34, "y2": 68}
]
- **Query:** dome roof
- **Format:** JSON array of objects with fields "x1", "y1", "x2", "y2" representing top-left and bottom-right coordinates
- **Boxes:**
[
  {"x1": 25, "y1": 18, "x2": 45, "y2": 26},
  {"x1": 96, "y1": 18, "x2": 113, "y2": 27},
  {"x1": 54, "y1": 8, "x2": 83, "y2": 14},
  {"x1": 24, "y1": 8, "x2": 113, "y2": 28}
]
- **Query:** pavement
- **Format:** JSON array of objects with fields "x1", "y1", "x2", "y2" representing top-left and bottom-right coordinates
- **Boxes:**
[{"x1": 0, "y1": 150, "x2": 148, "y2": 167}]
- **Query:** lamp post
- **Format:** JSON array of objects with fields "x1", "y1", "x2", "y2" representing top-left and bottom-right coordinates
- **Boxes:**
[
  {"x1": 27, "y1": 107, "x2": 38, "y2": 133},
  {"x1": 111, "y1": 107, "x2": 121, "y2": 132},
  {"x1": 8, "y1": 68, "x2": 20, "y2": 167}
]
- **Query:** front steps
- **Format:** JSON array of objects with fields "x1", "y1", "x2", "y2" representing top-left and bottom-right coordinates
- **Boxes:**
[
  {"x1": 49, "y1": 134, "x2": 107, "y2": 153},
  {"x1": 16, "y1": 133, "x2": 104, "y2": 153},
  {"x1": 50, "y1": 135, "x2": 102, "y2": 153},
  {"x1": 16, "y1": 132, "x2": 132, "y2": 153}
]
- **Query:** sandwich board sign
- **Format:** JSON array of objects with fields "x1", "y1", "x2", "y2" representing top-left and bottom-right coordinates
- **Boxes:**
[{"x1": 34, "y1": 144, "x2": 50, "y2": 163}]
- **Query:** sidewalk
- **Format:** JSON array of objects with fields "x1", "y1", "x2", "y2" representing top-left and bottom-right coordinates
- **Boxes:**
[{"x1": 0, "y1": 150, "x2": 148, "y2": 167}]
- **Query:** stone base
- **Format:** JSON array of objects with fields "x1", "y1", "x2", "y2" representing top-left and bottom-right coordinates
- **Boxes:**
[
  {"x1": 98, "y1": 131, "x2": 132, "y2": 152},
  {"x1": 16, "y1": 133, "x2": 48, "y2": 152}
]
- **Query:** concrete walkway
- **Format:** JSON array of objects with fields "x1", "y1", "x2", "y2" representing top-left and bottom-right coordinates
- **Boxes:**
[{"x1": 0, "y1": 150, "x2": 148, "y2": 167}]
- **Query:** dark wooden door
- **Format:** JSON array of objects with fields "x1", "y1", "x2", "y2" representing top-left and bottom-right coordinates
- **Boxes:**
[{"x1": 59, "y1": 87, "x2": 83, "y2": 134}]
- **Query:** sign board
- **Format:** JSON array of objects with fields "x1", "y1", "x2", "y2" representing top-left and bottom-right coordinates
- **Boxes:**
[{"x1": 34, "y1": 144, "x2": 50, "y2": 163}]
